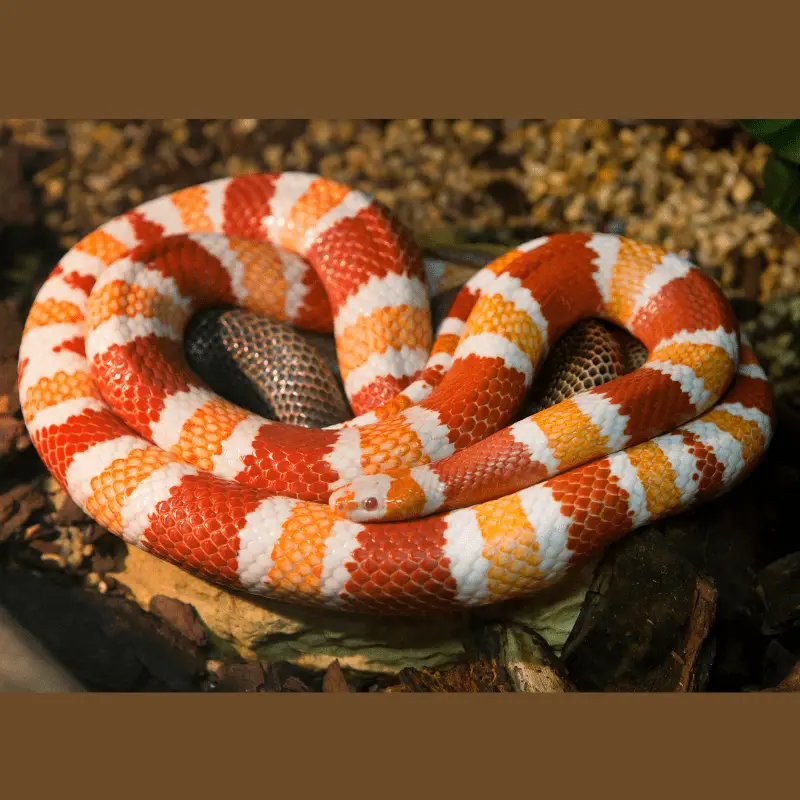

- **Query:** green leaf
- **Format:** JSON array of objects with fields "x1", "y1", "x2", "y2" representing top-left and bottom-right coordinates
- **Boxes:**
[
  {"x1": 739, "y1": 119, "x2": 796, "y2": 138},
  {"x1": 761, "y1": 123, "x2": 800, "y2": 165},
  {"x1": 761, "y1": 153, "x2": 800, "y2": 230},
  {"x1": 739, "y1": 119, "x2": 800, "y2": 165}
]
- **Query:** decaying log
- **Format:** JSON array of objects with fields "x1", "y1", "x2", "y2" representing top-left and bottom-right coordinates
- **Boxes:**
[{"x1": 561, "y1": 528, "x2": 717, "y2": 691}]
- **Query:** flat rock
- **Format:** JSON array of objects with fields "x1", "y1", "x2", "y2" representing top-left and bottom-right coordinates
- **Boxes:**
[{"x1": 109, "y1": 545, "x2": 593, "y2": 677}]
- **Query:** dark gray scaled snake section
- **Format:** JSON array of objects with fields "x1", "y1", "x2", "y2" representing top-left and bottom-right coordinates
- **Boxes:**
[{"x1": 183, "y1": 247, "x2": 649, "y2": 428}]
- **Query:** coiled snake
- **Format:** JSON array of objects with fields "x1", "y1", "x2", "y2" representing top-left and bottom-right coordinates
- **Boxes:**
[{"x1": 18, "y1": 173, "x2": 774, "y2": 614}]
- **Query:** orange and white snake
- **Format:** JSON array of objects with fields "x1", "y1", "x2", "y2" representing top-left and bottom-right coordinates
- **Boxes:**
[{"x1": 18, "y1": 172, "x2": 774, "y2": 614}]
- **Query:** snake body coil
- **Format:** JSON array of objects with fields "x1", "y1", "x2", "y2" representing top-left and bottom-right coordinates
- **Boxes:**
[{"x1": 18, "y1": 172, "x2": 774, "y2": 614}]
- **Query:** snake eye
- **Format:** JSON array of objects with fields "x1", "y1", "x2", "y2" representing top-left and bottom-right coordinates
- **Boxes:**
[{"x1": 363, "y1": 496, "x2": 379, "y2": 512}]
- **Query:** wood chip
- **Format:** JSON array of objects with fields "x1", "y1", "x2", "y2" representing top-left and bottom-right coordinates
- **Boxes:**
[
  {"x1": 51, "y1": 496, "x2": 90, "y2": 526},
  {"x1": 149, "y1": 595, "x2": 209, "y2": 646},
  {"x1": 322, "y1": 659, "x2": 350, "y2": 693},
  {"x1": 281, "y1": 675, "x2": 311, "y2": 692},
  {"x1": 216, "y1": 661, "x2": 265, "y2": 693},
  {"x1": 0, "y1": 482, "x2": 45, "y2": 542},
  {"x1": 388, "y1": 661, "x2": 510, "y2": 692}
]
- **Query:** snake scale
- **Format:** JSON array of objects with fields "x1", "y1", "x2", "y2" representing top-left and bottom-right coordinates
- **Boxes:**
[{"x1": 18, "y1": 172, "x2": 774, "y2": 614}]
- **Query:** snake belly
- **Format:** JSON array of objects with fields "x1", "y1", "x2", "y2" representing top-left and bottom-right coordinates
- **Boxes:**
[
  {"x1": 183, "y1": 252, "x2": 648, "y2": 428},
  {"x1": 18, "y1": 172, "x2": 775, "y2": 614},
  {"x1": 182, "y1": 252, "x2": 485, "y2": 428}
]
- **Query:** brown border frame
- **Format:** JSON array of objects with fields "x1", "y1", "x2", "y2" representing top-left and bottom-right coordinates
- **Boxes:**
[
  {"x1": 1, "y1": 3, "x2": 798, "y2": 116},
  {"x1": 2, "y1": 695, "x2": 798, "y2": 793},
  {"x1": 2, "y1": 0, "x2": 799, "y2": 790}
]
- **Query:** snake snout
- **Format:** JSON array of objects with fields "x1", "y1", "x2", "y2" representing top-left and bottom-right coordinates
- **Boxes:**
[
  {"x1": 330, "y1": 488, "x2": 357, "y2": 516},
  {"x1": 329, "y1": 475, "x2": 392, "y2": 522}
]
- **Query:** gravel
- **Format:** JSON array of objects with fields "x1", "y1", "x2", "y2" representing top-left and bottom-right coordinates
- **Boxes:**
[{"x1": 2, "y1": 118, "x2": 798, "y2": 303}]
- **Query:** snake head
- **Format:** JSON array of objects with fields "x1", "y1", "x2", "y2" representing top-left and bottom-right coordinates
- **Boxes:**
[
  {"x1": 330, "y1": 475, "x2": 392, "y2": 522},
  {"x1": 329, "y1": 468, "x2": 435, "y2": 522}
]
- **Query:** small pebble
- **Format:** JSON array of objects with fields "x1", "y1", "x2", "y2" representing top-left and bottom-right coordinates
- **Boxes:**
[
  {"x1": 732, "y1": 175, "x2": 755, "y2": 204},
  {"x1": 40, "y1": 552, "x2": 67, "y2": 569}
]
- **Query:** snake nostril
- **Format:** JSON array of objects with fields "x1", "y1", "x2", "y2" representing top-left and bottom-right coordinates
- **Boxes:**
[{"x1": 363, "y1": 496, "x2": 378, "y2": 512}]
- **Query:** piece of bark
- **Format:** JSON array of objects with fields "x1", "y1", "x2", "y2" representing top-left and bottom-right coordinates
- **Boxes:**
[
  {"x1": 149, "y1": 595, "x2": 209, "y2": 647},
  {"x1": 562, "y1": 527, "x2": 717, "y2": 692},
  {"x1": 216, "y1": 661, "x2": 265, "y2": 693},
  {"x1": 322, "y1": 659, "x2": 350, "y2": 693},
  {"x1": 384, "y1": 619, "x2": 572, "y2": 693},
  {"x1": 96, "y1": 594, "x2": 207, "y2": 691},
  {"x1": 388, "y1": 660, "x2": 510, "y2": 692},
  {"x1": 51, "y1": 496, "x2": 90, "y2": 526},
  {"x1": 262, "y1": 663, "x2": 285, "y2": 692},
  {"x1": 253, "y1": 661, "x2": 321, "y2": 692},
  {"x1": 282, "y1": 675, "x2": 311, "y2": 692},
  {"x1": 28, "y1": 539, "x2": 62, "y2": 556},
  {"x1": 674, "y1": 578, "x2": 718, "y2": 692},
  {"x1": 489, "y1": 623, "x2": 572, "y2": 693},
  {"x1": 91, "y1": 551, "x2": 119, "y2": 576},
  {"x1": 83, "y1": 524, "x2": 109, "y2": 544},
  {"x1": 0, "y1": 482, "x2": 45, "y2": 542},
  {"x1": 0, "y1": 417, "x2": 27, "y2": 461}
]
